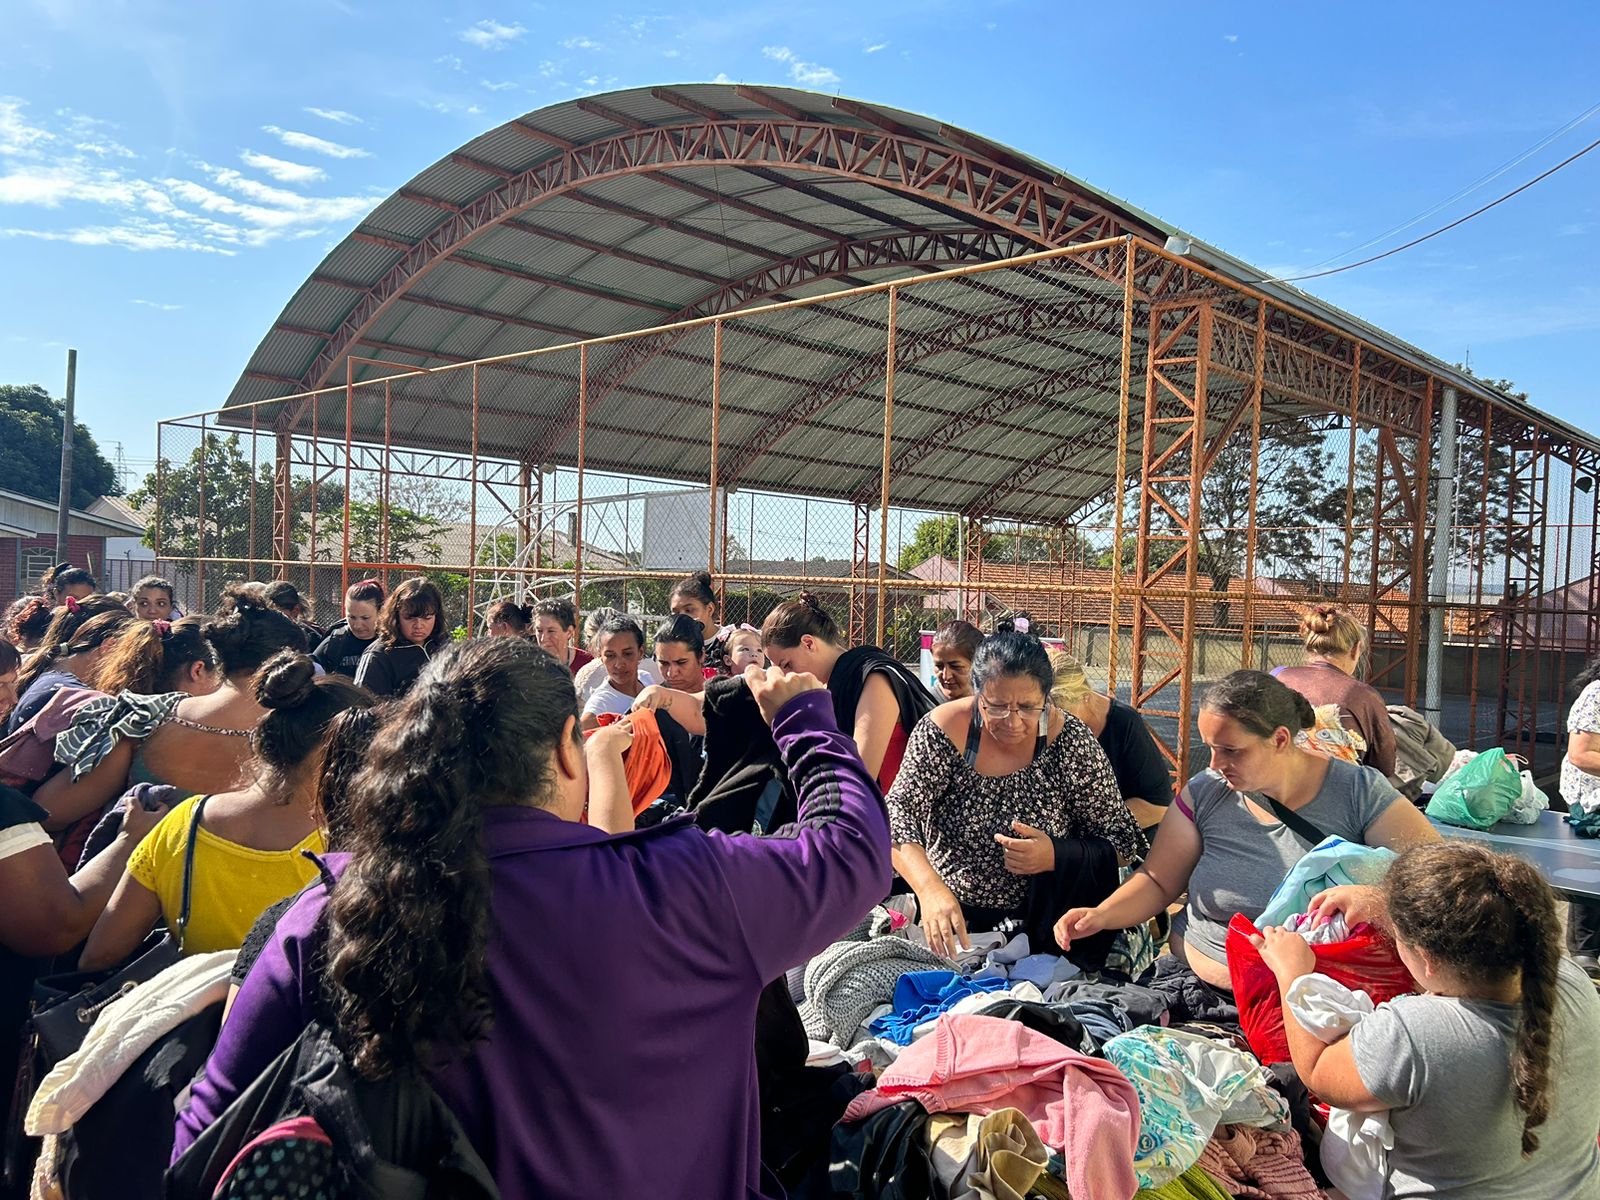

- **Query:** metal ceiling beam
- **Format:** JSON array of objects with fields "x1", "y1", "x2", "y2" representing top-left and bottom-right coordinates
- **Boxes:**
[
  {"x1": 650, "y1": 86, "x2": 732, "y2": 123},
  {"x1": 449, "y1": 251, "x2": 679, "y2": 313},
  {"x1": 501, "y1": 217, "x2": 726, "y2": 286},
  {"x1": 717, "y1": 293, "x2": 1123, "y2": 489},
  {"x1": 734, "y1": 86, "x2": 810, "y2": 121},
  {"x1": 286, "y1": 116, "x2": 1138, "y2": 398},
  {"x1": 653, "y1": 174, "x2": 843, "y2": 243},
  {"x1": 392, "y1": 292, "x2": 593, "y2": 341},
  {"x1": 523, "y1": 228, "x2": 1025, "y2": 461},
  {"x1": 566, "y1": 190, "x2": 774, "y2": 261},
  {"x1": 574, "y1": 97, "x2": 649, "y2": 130}
]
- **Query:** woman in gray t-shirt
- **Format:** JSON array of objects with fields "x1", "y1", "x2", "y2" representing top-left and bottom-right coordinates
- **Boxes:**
[
  {"x1": 1255, "y1": 842, "x2": 1600, "y2": 1199},
  {"x1": 1056, "y1": 670, "x2": 1436, "y2": 990}
]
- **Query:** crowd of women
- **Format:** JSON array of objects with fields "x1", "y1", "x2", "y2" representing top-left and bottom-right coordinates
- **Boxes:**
[{"x1": 0, "y1": 560, "x2": 1595, "y2": 1199}]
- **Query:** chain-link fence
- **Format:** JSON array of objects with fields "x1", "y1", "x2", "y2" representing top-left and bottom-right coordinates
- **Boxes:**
[{"x1": 145, "y1": 236, "x2": 1600, "y2": 776}]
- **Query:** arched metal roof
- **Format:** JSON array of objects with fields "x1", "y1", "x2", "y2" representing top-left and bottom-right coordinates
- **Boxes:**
[{"x1": 223, "y1": 83, "x2": 1596, "y2": 524}]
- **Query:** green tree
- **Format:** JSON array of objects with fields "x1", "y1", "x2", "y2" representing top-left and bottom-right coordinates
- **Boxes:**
[
  {"x1": 895, "y1": 515, "x2": 1081, "y2": 572},
  {"x1": 129, "y1": 433, "x2": 283, "y2": 562},
  {"x1": 322, "y1": 499, "x2": 447, "y2": 565},
  {"x1": 0, "y1": 383, "x2": 121, "y2": 508}
]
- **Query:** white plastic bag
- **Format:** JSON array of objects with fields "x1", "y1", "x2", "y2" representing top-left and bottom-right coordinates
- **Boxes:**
[{"x1": 1506, "y1": 770, "x2": 1550, "y2": 825}]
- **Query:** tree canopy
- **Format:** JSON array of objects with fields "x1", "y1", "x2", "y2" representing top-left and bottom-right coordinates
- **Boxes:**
[{"x1": 0, "y1": 384, "x2": 121, "y2": 509}]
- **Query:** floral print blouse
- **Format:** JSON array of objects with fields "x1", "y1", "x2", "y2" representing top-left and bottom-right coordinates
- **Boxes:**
[{"x1": 885, "y1": 710, "x2": 1145, "y2": 909}]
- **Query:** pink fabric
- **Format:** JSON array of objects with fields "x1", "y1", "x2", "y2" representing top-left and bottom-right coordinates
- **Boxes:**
[
  {"x1": 841, "y1": 1014, "x2": 1141, "y2": 1200},
  {"x1": 0, "y1": 686, "x2": 104, "y2": 785}
]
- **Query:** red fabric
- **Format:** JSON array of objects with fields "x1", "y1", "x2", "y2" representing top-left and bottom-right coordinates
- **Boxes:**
[
  {"x1": 878, "y1": 722, "x2": 909, "y2": 794},
  {"x1": 1197, "y1": 1125, "x2": 1324, "y2": 1199},
  {"x1": 585, "y1": 708, "x2": 671, "y2": 816},
  {"x1": 1227, "y1": 913, "x2": 1416, "y2": 1066},
  {"x1": 569, "y1": 648, "x2": 594, "y2": 674}
]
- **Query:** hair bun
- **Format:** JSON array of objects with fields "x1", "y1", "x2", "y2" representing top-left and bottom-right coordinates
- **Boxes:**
[
  {"x1": 254, "y1": 650, "x2": 317, "y2": 709},
  {"x1": 798, "y1": 591, "x2": 823, "y2": 611}
]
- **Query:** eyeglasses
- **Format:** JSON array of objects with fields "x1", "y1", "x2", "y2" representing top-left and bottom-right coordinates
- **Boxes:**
[{"x1": 978, "y1": 697, "x2": 1048, "y2": 720}]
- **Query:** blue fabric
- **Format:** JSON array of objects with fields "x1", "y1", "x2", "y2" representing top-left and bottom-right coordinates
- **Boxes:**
[
  {"x1": 867, "y1": 970, "x2": 1008, "y2": 1045},
  {"x1": 1257, "y1": 835, "x2": 1395, "y2": 929}
]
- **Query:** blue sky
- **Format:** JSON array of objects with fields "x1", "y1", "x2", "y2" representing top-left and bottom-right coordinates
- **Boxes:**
[{"x1": 2, "y1": 0, "x2": 1597, "y2": 485}]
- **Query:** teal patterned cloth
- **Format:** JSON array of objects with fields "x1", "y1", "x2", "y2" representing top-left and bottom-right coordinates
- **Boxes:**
[{"x1": 1103, "y1": 1027, "x2": 1288, "y2": 1190}]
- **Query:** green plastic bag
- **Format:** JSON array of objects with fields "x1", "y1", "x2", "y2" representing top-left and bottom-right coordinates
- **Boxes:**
[{"x1": 1426, "y1": 748, "x2": 1522, "y2": 829}]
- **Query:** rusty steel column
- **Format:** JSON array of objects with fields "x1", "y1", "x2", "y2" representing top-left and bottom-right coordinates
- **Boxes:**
[
  {"x1": 1240, "y1": 299, "x2": 1268, "y2": 669},
  {"x1": 196, "y1": 411, "x2": 207, "y2": 609},
  {"x1": 708, "y1": 319, "x2": 723, "y2": 574},
  {"x1": 876, "y1": 286, "x2": 898, "y2": 646},
  {"x1": 1177, "y1": 303, "x2": 1213, "y2": 778},
  {"x1": 1107, "y1": 239, "x2": 1134, "y2": 694},
  {"x1": 341, "y1": 363, "x2": 354, "y2": 598},
  {"x1": 849, "y1": 502, "x2": 871, "y2": 645},
  {"x1": 272, "y1": 430, "x2": 293, "y2": 572},
  {"x1": 469, "y1": 363, "x2": 480, "y2": 628},
  {"x1": 575, "y1": 348, "x2": 587, "y2": 617}
]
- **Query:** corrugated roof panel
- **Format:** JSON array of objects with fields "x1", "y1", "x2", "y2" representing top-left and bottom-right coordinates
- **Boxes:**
[
  {"x1": 319, "y1": 237, "x2": 405, "y2": 282},
  {"x1": 471, "y1": 224, "x2": 594, "y2": 277},
  {"x1": 278, "y1": 284, "x2": 358, "y2": 333},
  {"x1": 362, "y1": 195, "x2": 453, "y2": 241}
]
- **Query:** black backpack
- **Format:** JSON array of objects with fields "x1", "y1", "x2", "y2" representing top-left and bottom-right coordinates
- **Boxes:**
[{"x1": 165, "y1": 1021, "x2": 498, "y2": 1200}]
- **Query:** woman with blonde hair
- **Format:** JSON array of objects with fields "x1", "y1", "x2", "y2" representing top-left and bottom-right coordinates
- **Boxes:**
[
  {"x1": 1274, "y1": 605, "x2": 1396, "y2": 777},
  {"x1": 1047, "y1": 648, "x2": 1173, "y2": 836}
]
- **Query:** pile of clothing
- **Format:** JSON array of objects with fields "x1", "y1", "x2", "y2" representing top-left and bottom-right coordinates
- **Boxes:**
[{"x1": 786, "y1": 904, "x2": 1334, "y2": 1200}]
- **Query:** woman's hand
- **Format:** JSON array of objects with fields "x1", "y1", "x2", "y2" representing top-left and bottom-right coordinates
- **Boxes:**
[
  {"x1": 629, "y1": 685, "x2": 674, "y2": 713},
  {"x1": 1054, "y1": 906, "x2": 1109, "y2": 951},
  {"x1": 1250, "y1": 925, "x2": 1317, "y2": 986},
  {"x1": 117, "y1": 800, "x2": 166, "y2": 846},
  {"x1": 1306, "y1": 883, "x2": 1388, "y2": 931},
  {"x1": 994, "y1": 821, "x2": 1055, "y2": 875},
  {"x1": 586, "y1": 717, "x2": 634, "y2": 761},
  {"x1": 743, "y1": 663, "x2": 825, "y2": 725},
  {"x1": 915, "y1": 882, "x2": 971, "y2": 960}
]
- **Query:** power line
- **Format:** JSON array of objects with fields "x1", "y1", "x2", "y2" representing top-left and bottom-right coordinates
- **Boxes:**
[
  {"x1": 1298, "y1": 99, "x2": 1600, "y2": 273},
  {"x1": 1263, "y1": 134, "x2": 1600, "y2": 284}
]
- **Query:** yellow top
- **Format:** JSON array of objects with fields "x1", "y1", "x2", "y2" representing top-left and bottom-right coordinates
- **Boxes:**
[{"x1": 127, "y1": 794, "x2": 325, "y2": 956}]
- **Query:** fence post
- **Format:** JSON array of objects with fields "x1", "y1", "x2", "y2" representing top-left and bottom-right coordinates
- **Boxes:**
[{"x1": 876, "y1": 287, "x2": 897, "y2": 646}]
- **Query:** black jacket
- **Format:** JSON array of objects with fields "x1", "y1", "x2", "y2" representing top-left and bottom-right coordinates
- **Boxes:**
[
  {"x1": 353, "y1": 641, "x2": 436, "y2": 699},
  {"x1": 311, "y1": 625, "x2": 375, "y2": 679}
]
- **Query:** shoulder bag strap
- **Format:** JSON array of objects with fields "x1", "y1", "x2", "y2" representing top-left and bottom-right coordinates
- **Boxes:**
[
  {"x1": 964, "y1": 702, "x2": 983, "y2": 768},
  {"x1": 174, "y1": 795, "x2": 208, "y2": 951},
  {"x1": 1253, "y1": 791, "x2": 1328, "y2": 848}
]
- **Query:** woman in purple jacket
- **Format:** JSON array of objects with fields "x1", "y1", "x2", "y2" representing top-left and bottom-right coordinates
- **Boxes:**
[{"x1": 172, "y1": 637, "x2": 891, "y2": 1198}]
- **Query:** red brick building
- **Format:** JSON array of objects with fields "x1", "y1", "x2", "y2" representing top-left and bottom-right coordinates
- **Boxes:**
[{"x1": 0, "y1": 488, "x2": 145, "y2": 608}]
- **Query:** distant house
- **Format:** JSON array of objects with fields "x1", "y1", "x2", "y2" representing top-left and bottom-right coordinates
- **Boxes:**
[{"x1": 0, "y1": 488, "x2": 145, "y2": 607}]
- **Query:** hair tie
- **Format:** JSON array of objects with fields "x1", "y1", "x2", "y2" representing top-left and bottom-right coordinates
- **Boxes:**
[
  {"x1": 152, "y1": 619, "x2": 172, "y2": 637},
  {"x1": 64, "y1": 595, "x2": 81, "y2": 614},
  {"x1": 355, "y1": 577, "x2": 381, "y2": 588},
  {"x1": 1013, "y1": 616, "x2": 1031, "y2": 634},
  {"x1": 738, "y1": 623, "x2": 759, "y2": 634}
]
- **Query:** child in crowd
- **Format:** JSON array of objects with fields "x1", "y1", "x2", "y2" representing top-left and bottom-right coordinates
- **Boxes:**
[
  {"x1": 130, "y1": 574, "x2": 180, "y2": 621},
  {"x1": 1255, "y1": 841, "x2": 1600, "y2": 1199}
]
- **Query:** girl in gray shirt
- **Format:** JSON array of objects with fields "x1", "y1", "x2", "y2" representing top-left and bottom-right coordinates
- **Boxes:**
[{"x1": 1256, "y1": 841, "x2": 1600, "y2": 1199}]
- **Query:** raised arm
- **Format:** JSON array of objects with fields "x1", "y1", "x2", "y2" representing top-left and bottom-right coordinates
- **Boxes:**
[{"x1": 709, "y1": 667, "x2": 892, "y2": 983}]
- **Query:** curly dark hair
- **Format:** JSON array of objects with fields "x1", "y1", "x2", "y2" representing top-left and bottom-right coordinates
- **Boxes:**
[
  {"x1": 6, "y1": 597, "x2": 56, "y2": 648},
  {"x1": 1385, "y1": 842, "x2": 1563, "y2": 1156},
  {"x1": 375, "y1": 577, "x2": 449, "y2": 651},
  {"x1": 324, "y1": 637, "x2": 580, "y2": 1078},
  {"x1": 13, "y1": 597, "x2": 131, "y2": 697},
  {"x1": 313, "y1": 705, "x2": 382, "y2": 848},
  {"x1": 205, "y1": 588, "x2": 306, "y2": 677}
]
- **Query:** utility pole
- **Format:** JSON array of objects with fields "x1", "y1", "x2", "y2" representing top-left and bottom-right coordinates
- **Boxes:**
[{"x1": 55, "y1": 348, "x2": 77, "y2": 562}]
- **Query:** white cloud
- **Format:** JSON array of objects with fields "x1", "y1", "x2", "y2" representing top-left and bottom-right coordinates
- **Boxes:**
[
  {"x1": 303, "y1": 106, "x2": 363, "y2": 126},
  {"x1": 761, "y1": 45, "x2": 840, "y2": 87},
  {"x1": 539, "y1": 60, "x2": 562, "y2": 78},
  {"x1": 0, "y1": 100, "x2": 384, "y2": 256},
  {"x1": 131, "y1": 298, "x2": 182, "y2": 310},
  {"x1": 459, "y1": 19, "x2": 526, "y2": 50},
  {"x1": 865, "y1": 42, "x2": 888, "y2": 53},
  {"x1": 434, "y1": 54, "x2": 464, "y2": 72},
  {"x1": 561, "y1": 36, "x2": 603, "y2": 50},
  {"x1": 480, "y1": 79, "x2": 517, "y2": 91},
  {"x1": 1, "y1": 98, "x2": 55, "y2": 157},
  {"x1": 240, "y1": 150, "x2": 326, "y2": 184},
  {"x1": 261, "y1": 125, "x2": 371, "y2": 159},
  {"x1": 1223, "y1": 33, "x2": 1239, "y2": 42},
  {"x1": 712, "y1": 72, "x2": 735, "y2": 85}
]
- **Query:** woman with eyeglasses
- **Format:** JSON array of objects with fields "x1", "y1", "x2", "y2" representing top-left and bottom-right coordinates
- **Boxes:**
[{"x1": 884, "y1": 632, "x2": 1143, "y2": 960}]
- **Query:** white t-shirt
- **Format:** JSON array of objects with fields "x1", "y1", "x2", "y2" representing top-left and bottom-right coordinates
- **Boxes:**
[
  {"x1": 583, "y1": 678, "x2": 648, "y2": 720},
  {"x1": 575, "y1": 658, "x2": 657, "y2": 707},
  {"x1": 1565, "y1": 680, "x2": 1600, "y2": 814}
]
